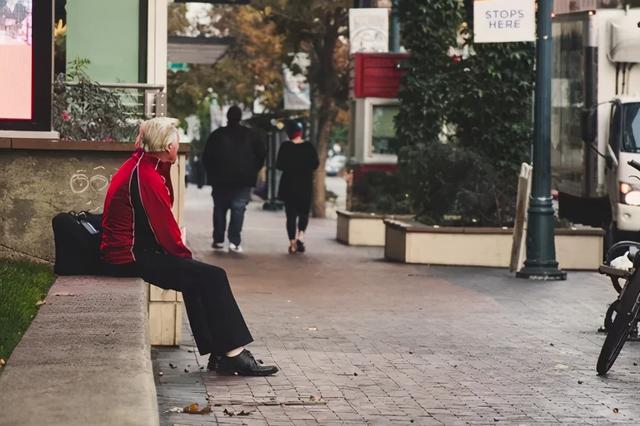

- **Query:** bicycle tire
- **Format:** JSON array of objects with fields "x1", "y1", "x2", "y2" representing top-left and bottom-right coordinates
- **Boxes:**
[
  {"x1": 604, "y1": 300, "x2": 620, "y2": 331},
  {"x1": 597, "y1": 273, "x2": 640, "y2": 375}
]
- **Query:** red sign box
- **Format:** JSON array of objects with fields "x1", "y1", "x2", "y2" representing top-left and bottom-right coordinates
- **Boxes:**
[{"x1": 353, "y1": 52, "x2": 409, "y2": 99}]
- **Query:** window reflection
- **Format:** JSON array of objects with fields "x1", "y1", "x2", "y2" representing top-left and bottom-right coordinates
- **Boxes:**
[{"x1": 371, "y1": 105, "x2": 399, "y2": 155}]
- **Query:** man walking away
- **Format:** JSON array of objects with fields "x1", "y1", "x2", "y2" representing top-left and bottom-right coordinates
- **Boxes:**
[{"x1": 203, "y1": 106, "x2": 266, "y2": 253}]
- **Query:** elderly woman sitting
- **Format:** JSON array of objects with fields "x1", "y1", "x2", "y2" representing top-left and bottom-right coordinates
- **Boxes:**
[{"x1": 100, "y1": 117, "x2": 277, "y2": 376}]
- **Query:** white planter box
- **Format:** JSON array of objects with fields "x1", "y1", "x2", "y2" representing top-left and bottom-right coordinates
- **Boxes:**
[
  {"x1": 384, "y1": 219, "x2": 604, "y2": 270},
  {"x1": 148, "y1": 285, "x2": 183, "y2": 346},
  {"x1": 337, "y1": 210, "x2": 413, "y2": 246}
]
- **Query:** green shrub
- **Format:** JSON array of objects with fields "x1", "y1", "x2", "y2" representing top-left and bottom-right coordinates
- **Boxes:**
[
  {"x1": 351, "y1": 171, "x2": 412, "y2": 214},
  {"x1": 0, "y1": 259, "x2": 55, "y2": 362},
  {"x1": 52, "y1": 58, "x2": 139, "y2": 142},
  {"x1": 396, "y1": 0, "x2": 534, "y2": 226}
]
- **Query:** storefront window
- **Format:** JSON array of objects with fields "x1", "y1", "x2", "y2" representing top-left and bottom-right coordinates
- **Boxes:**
[{"x1": 371, "y1": 105, "x2": 399, "y2": 155}]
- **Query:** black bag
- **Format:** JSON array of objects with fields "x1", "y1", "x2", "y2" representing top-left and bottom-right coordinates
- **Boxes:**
[{"x1": 52, "y1": 211, "x2": 103, "y2": 275}]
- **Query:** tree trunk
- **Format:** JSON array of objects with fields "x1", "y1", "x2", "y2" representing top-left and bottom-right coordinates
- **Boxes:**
[{"x1": 311, "y1": 95, "x2": 337, "y2": 218}]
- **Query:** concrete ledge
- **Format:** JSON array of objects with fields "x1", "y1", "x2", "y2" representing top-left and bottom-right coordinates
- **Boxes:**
[
  {"x1": 0, "y1": 276, "x2": 159, "y2": 426},
  {"x1": 337, "y1": 210, "x2": 413, "y2": 247},
  {"x1": 384, "y1": 219, "x2": 604, "y2": 270}
]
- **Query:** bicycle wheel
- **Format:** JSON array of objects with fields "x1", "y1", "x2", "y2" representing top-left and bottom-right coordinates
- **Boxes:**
[
  {"x1": 597, "y1": 273, "x2": 640, "y2": 375},
  {"x1": 604, "y1": 300, "x2": 620, "y2": 331}
]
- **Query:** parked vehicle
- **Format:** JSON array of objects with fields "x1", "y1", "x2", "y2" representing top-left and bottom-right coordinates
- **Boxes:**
[
  {"x1": 551, "y1": 8, "x2": 640, "y2": 244},
  {"x1": 325, "y1": 154, "x2": 346, "y2": 176},
  {"x1": 597, "y1": 160, "x2": 640, "y2": 375}
]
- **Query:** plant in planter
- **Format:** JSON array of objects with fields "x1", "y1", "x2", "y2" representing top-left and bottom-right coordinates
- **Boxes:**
[
  {"x1": 337, "y1": 170, "x2": 414, "y2": 247},
  {"x1": 52, "y1": 58, "x2": 139, "y2": 142},
  {"x1": 396, "y1": 0, "x2": 534, "y2": 227},
  {"x1": 384, "y1": 2, "x2": 604, "y2": 270},
  {"x1": 350, "y1": 171, "x2": 412, "y2": 215}
]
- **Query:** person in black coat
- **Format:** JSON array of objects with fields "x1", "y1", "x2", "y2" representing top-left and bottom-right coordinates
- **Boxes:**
[
  {"x1": 202, "y1": 106, "x2": 266, "y2": 253},
  {"x1": 276, "y1": 121, "x2": 319, "y2": 254}
]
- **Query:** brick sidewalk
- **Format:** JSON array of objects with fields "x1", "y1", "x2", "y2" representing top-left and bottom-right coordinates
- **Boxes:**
[{"x1": 154, "y1": 185, "x2": 640, "y2": 425}]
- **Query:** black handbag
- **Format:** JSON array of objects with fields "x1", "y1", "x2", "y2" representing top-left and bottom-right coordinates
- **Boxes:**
[{"x1": 52, "y1": 211, "x2": 103, "y2": 275}]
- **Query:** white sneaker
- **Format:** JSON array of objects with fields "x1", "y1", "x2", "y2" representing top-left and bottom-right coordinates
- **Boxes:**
[
  {"x1": 212, "y1": 242, "x2": 225, "y2": 250},
  {"x1": 228, "y1": 243, "x2": 244, "y2": 253}
]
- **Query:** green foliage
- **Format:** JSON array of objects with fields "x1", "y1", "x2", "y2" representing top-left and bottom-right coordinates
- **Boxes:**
[
  {"x1": 351, "y1": 172, "x2": 412, "y2": 215},
  {"x1": 167, "y1": 4, "x2": 285, "y2": 119},
  {"x1": 52, "y1": 59, "x2": 139, "y2": 142},
  {"x1": 167, "y1": 2, "x2": 350, "y2": 216},
  {"x1": 396, "y1": 0, "x2": 534, "y2": 226},
  {"x1": 0, "y1": 259, "x2": 55, "y2": 362}
]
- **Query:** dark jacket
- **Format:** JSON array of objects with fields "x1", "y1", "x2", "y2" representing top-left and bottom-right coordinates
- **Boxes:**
[
  {"x1": 276, "y1": 140, "x2": 319, "y2": 207},
  {"x1": 202, "y1": 123, "x2": 266, "y2": 188}
]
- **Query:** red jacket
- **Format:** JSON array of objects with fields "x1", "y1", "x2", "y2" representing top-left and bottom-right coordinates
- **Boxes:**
[{"x1": 100, "y1": 149, "x2": 192, "y2": 264}]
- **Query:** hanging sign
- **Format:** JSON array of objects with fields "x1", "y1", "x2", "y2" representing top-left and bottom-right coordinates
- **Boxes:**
[
  {"x1": 283, "y1": 53, "x2": 311, "y2": 111},
  {"x1": 474, "y1": 0, "x2": 536, "y2": 43},
  {"x1": 349, "y1": 8, "x2": 389, "y2": 54}
]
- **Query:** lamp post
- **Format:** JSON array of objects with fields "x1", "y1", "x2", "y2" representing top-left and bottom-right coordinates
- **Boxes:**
[
  {"x1": 389, "y1": 0, "x2": 400, "y2": 52},
  {"x1": 517, "y1": 0, "x2": 566, "y2": 280}
]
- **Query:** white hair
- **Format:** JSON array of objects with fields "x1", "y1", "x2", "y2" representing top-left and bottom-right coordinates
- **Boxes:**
[{"x1": 138, "y1": 117, "x2": 179, "y2": 153}]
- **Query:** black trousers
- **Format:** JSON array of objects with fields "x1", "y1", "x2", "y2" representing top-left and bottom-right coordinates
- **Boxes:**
[
  {"x1": 284, "y1": 200, "x2": 310, "y2": 240},
  {"x1": 103, "y1": 251, "x2": 253, "y2": 356}
]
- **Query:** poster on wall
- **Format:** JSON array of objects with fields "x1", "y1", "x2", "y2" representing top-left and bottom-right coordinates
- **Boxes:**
[{"x1": 0, "y1": 0, "x2": 33, "y2": 120}]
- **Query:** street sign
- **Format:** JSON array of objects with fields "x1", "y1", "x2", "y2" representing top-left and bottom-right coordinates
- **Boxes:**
[
  {"x1": 473, "y1": 0, "x2": 536, "y2": 43},
  {"x1": 168, "y1": 62, "x2": 189, "y2": 72}
]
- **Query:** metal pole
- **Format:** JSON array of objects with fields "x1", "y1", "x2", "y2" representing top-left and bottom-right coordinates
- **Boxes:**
[
  {"x1": 389, "y1": 0, "x2": 400, "y2": 52},
  {"x1": 517, "y1": 0, "x2": 566, "y2": 280},
  {"x1": 263, "y1": 131, "x2": 283, "y2": 211}
]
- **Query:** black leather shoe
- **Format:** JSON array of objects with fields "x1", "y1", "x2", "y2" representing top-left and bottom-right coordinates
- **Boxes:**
[
  {"x1": 296, "y1": 240, "x2": 306, "y2": 253},
  {"x1": 207, "y1": 354, "x2": 222, "y2": 371},
  {"x1": 216, "y1": 350, "x2": 278, "y2": 376}
]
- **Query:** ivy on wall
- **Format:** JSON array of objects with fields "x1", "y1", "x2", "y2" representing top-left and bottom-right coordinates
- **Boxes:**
[{"x1": 396, "y1": 0, "x2": 535, "y2": 226}]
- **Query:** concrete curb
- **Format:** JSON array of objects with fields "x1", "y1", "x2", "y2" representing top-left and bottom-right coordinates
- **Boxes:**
[{"x1": 0, "y1": 276, "x2": 159, "y2": 426}]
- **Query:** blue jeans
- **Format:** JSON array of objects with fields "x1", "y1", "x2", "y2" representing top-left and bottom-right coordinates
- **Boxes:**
[{"x1": 212, "y1": 187, "x2": 251, "y2": 246}]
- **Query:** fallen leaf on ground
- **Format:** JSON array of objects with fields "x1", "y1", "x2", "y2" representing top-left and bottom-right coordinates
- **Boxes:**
[
  {"x1": 35, "y1": 300, "x2": 46, "y2": 306},
  {"x1": 0, "y1": 358, "x2": 5, "y2": 367},
  {"x1": 223, "y1": 408, "x2": 252, "y2": 416},
  {"x1": 183, "y1": 403, "x2": 211, "y2": 415},
  {"x1": 306, "y1": 327, "x2": 318, "y2": 331},
  {"x1": 167, "y1": 407, "x2": 183, "y2": 413},
  {"x1": 169, "y1": 363, "x2": 177, "y2": 369}
]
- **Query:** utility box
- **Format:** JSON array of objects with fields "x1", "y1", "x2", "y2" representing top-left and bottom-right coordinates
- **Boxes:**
[{"x1": 350, "y1": 52, "x2": 408, "y2": 166}]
